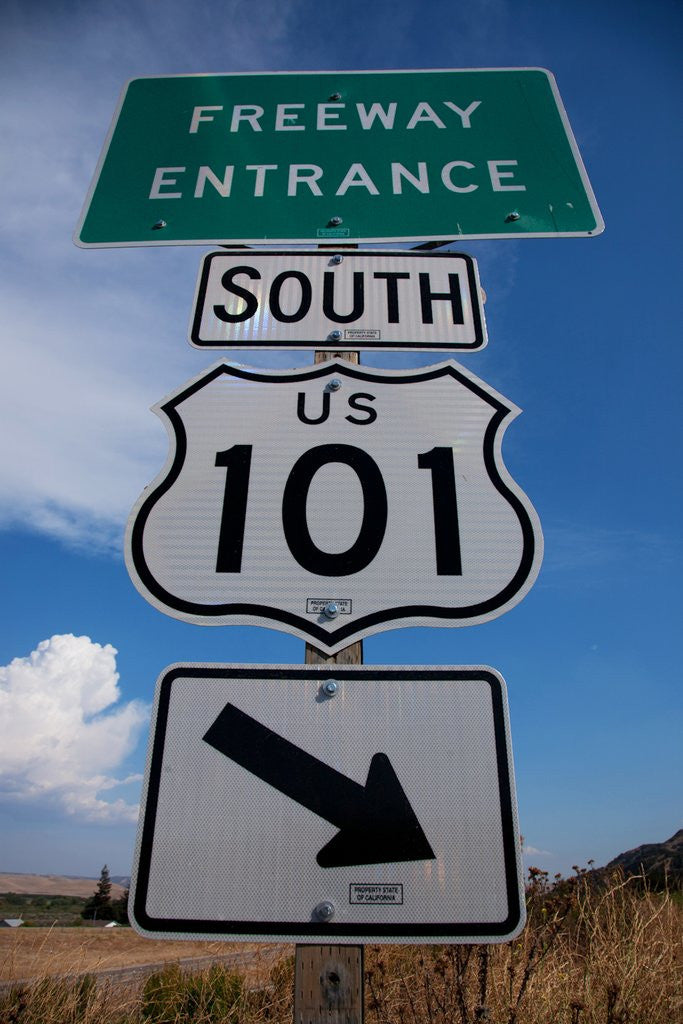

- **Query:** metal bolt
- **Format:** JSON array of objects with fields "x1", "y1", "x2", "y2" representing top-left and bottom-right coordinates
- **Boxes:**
[
  {"x1": 328, "y1": 377, "x2": 342, "y2": 391},
  {"x1": 329, "y1": 216, "x2": 343, "y2": 226},
  {"x1": 314, "y1": 901, "x2": 335, "y2": 921},
  {"x1": 505, "y1": 211, "x2": 521, "y2": 222},
  {"x1": 152, "y1": 220, "x2": 167, "y2": 230},
  {"x1": 322, "y1": 679, "x2": 338, "y2": 697},
  {"x1": 323, "y1": 601, "x2": 339, "y2": 619},
  {"x1": 331, "y1": 253, "x2": 343, "y2": 265},
  {"x1": 329, "y1": 93, "x2": 342, "y2": 101},
  {"x1": 328, "y1": 330, "x2": 342, "y2": 342}
]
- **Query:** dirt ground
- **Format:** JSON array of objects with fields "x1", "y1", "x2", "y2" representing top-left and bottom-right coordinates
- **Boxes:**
[{"x1": 0, "y1": 927, "x2": 291, "y2": 983}]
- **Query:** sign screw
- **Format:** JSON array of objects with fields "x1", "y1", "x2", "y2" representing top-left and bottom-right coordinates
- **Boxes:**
[
  {"x1": 331, "y1": 254, "x2": 344, "y2": 265},
  {"x1": 505, "y1": 211, "x2": 521, "y2": 222},
  {"x1": 329, "y1": 216, "x2": 343, "y2": 226},
  {"x1": 329, "y1": 93, "x2": 342, "y2": 101},
  {"x1": 323, "y1": 601, "x2": 339, "y2": 619},
  {"x1": 328, "y1": 331, "x2": 342, "y2": 342},
  {"x1": 152, "y1": 220, "x2": 167, "y2": 230},
  {"x1": 322, "y1": 679, "x2": 338, "y2": 697},
  {"x1": 328, "y1": 378, "x2": 342, "y2": 391},
  {"x1": 314, "y1": 901, "x2": 335, "y2": 921}
]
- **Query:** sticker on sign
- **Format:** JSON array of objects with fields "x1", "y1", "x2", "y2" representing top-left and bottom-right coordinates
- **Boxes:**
[
  {"x1": 125, "y1": 359, "x2": 542, "y2": 653},
  {"x1": 130, "y1": 664, "x2": 525, "y2": 943},
  {"x1": 190, "y1": 250, "x2": 487, "y2": 351}
]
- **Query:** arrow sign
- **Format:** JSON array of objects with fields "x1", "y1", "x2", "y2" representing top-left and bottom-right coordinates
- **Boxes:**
[
  {"x1": 131, "y1": 665, "x2": 525, "y2": 942},
  {"x1": 203, "y1": 702, "x2": 435, "y2": 868}
]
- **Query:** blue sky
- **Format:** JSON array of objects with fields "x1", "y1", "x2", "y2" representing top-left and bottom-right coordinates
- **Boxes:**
[{"x1": 0, "y1": 0, "x2": 681, "y2": 883}]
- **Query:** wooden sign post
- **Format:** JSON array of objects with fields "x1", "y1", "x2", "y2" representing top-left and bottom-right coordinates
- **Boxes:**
[{"x1": 294, "y1": 347, "x2": 364, "y2": 1023}]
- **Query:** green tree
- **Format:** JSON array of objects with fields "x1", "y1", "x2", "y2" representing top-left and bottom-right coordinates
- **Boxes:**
[
  {"x1": 82, "y1": 864, "x2": 114, "y2": 921},
  {"x1": 111, "y1": 887, "x2": 130, "y2": 924}
]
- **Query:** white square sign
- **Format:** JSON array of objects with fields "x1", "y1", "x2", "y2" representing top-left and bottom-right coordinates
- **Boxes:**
[{"x1": 130, "y1": 664, "x2": 525, "y2": 944}]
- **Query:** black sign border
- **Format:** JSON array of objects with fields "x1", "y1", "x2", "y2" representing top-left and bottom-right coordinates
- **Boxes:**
[{"x1": 132, "y1": 665, "x2": 523, "y2": 940}]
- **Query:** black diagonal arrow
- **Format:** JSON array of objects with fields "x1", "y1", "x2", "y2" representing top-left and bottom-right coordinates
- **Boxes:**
[{"x1": 203, "y1": 703, "x2": 435, "y2": 868}]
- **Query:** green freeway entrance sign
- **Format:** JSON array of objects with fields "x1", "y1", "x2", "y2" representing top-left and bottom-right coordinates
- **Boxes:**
[{"x1": 75, "y1": 68, "x2": 603, "y2": 247}]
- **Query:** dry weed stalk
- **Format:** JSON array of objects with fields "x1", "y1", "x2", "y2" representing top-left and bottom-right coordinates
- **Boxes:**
[
  {"x1": 569, "y1": 869, "x2": 682, "y2": 1022},
  {"x1": 365, "y1": 866, "x2": 682, "y2": 1024},
  {"x1": 0, "y1": 973, "x2": 110, "y2": 1024}
]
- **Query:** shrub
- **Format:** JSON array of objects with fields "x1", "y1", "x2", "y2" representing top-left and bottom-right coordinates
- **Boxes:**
[
  {"x1": 0, "y1": 975, "x2": 97, "y2": 1024},
  {"x1": 140, "y1": 963, "x2": 244, "y2": 1023}
]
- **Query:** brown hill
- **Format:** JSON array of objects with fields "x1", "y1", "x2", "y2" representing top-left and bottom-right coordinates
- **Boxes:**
[
  {"x1": 603, "y1": 829, "x2": 683, "y2": 889},
  {"x1": 0, "y1": 873, "x2": 126, "y2": 899}
]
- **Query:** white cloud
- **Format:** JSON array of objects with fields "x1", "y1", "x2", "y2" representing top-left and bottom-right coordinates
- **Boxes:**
[
  {"x1": 0, "y1": 282, "x2": 174, "y2": 551},
  {"x1": 523, "y1": 844, "x2": 553, "y2": 857},
  {"x1": 0, "y1": 634, "x2": 148, "y2": 822},
  {"x1": 539, "y1": 521, "x2": 679, "y2": 584}
]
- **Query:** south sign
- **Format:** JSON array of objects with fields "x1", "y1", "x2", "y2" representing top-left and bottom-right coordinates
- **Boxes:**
[
  {"x1": 190, "y1": 250, "x2": 487, "y2": 351},
  {"x1": 125, "y1": 360, "x2": 543, "y2": 653}
]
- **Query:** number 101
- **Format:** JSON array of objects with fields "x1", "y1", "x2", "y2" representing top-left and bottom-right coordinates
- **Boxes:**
[{"x1": 214, "y1": 443, "x2": 462, "y2": 578}]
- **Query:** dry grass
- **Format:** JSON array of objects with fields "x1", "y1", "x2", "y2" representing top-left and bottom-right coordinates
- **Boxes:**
[
  {"x1": 366, "y1": 869, "x2": 682, "y2": 1024},
  {"x1": 0, "y1": 871, "x2": 680, "y2": 1023},
  {"x1": 0, "y1": 953, "x2": 295, "y2": 1024},
  {"x1": 0, "y1": 927, "x2": 281, "y2": 983}
]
